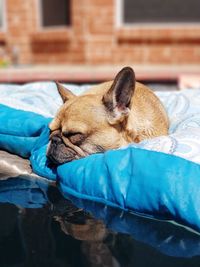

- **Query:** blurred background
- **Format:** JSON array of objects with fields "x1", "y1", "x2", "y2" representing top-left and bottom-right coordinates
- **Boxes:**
[{"x1": 0, "y1": 0, "x2": 200, "y2": 84}]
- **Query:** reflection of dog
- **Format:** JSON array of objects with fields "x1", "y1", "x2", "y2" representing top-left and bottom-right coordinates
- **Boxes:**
[
  {"x1": 50, "y1": 186, "x2": 108, "y2": 242},
  {"x1": 55, "y1": 215, "x2": 107, "y2": 242},
  {"x1": 54, "y1": 210, "x2": 116, "y2": 267},
  {"x1": 47, "y1": 67, "x2": 169, "y2": 165}
]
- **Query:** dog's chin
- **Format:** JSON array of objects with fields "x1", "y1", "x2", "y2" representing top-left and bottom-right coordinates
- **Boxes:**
[{"x1": 47, "y1": 152, "x2": 77, "y2": 165}]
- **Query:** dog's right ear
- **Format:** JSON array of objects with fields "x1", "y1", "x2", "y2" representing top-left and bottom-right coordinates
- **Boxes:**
[
  {"x1": 55, "y1": 82, "x2": 76, "y2": 103},
  {"x1": 102, "y1": 67, "x2": 135, "y2": 125}
]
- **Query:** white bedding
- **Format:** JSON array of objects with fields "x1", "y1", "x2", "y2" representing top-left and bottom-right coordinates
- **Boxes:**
[{"x1": 1, "y1": 82, "x2": 200, "y2": 165}]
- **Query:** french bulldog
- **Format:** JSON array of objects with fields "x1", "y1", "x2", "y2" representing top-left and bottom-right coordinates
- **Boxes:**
[{"x1": 47, "y1": 67, "x2": 169, "y2": 165}]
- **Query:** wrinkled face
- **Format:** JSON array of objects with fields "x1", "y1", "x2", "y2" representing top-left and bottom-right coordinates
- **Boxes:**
[
  {"x1": 47, "y1": 67, "x2": 135, "y2": 165},
  {"x1": 47, "y1": 95, "x2": 126, "y2": 164}
]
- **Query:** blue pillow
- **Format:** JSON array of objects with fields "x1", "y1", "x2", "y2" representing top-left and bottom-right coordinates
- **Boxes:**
[
  {"x1": 58, "y1": 146, "x2": 200, "y2": 232},
  {"x1": 0, "y1": 104, "x2": 51, "y2": 158},
  {"x1": 1, "y1": 103, "x2": 200, "y2": 233}
]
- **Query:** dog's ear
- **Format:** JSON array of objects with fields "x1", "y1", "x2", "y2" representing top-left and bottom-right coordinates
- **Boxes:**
[
  {"x1": 102, "y1": 66, "x2": 135, "y2": 124},
  {"x1": 55, "y1": 82, "x2": 76, "y2": 102}
]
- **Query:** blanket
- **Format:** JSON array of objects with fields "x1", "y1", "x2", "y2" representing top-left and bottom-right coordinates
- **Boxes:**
[{"x1": 1, "y1": 82, "x2": 200, "y2": 232}]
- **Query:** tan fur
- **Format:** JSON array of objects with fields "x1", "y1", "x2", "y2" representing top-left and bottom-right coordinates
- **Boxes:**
[
  {"x1": 48, "y1": 67, "x2": 169, "y2": 164},
  {"x1": 82, "y1": 81, "x2": 169, "y2": 142}
]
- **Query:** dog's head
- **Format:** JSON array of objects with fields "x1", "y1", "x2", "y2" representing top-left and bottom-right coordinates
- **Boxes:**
[{"x1": 47, "y1": 67, "x2": 135, "y2": 165}]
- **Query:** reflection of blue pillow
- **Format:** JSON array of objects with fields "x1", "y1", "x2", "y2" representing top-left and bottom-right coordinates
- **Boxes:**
[
  {"x1": 64, "y1": 196, "x2": 200, "y2": 258},
  {"x1": 1, "y1": 177, "x2": 200, "y2": 259},
  {"x1": 0, "y1": 177, "x2": 49, "y2": 208}
]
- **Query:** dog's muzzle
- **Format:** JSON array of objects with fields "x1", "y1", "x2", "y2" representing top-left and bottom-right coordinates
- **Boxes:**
[{"x1": 47, "y1": 134, "x2": 79, "y2": 165}]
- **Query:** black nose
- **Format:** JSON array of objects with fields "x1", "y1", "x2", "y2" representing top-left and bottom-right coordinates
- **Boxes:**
[
  {"x1": 47, "y1": 137, "x2": 62, "y2": 165},
  {"x1": 47, "y1": 134, "x2": 66, "y2": 165},
  {"x1": 51, "y1": 134, "x2": 62, "y2": 145}
]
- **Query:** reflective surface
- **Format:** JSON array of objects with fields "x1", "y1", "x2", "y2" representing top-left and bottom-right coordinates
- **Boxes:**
[{"x1": 0, "y1": 177, "x2": 200, "y2": 267}]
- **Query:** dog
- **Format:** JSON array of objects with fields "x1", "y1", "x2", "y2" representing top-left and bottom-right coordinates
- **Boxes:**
[{"x1": 47, "y1": 67, "x2": 169, "y2": 165}]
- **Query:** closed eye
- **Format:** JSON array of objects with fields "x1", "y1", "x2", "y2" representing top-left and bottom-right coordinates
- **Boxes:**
[
  {"x1": 62, "y1": 131, "x2": 81, "y2": 138},
  {"x1": 62, "y1": 131, "x2": 85, "y2": 145}
]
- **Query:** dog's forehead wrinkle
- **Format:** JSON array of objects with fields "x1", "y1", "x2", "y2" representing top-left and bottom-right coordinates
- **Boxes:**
[{"x1": 62, "y1": 121, "x2": 88, "y2": 134}]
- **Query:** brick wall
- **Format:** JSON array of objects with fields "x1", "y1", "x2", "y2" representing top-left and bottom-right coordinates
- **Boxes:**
[{"x1": 0, "y1": 0, "x2": 200, "y2": 65}]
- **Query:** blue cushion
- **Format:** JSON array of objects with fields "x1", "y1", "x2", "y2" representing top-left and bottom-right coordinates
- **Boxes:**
[
  {"x1": 1, "y1": 93, "x2": 200, "y2": 232},
  {"x1": 0, "y1": 104, "x2": 51, "y2": 158},
  {"x1": 58, "y1": 146, "x2": 200, "y2": 232}
]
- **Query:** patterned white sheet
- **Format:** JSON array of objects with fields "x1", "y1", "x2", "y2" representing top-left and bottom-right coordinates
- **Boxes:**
[
  {"x1": 0, "y1": 82, "x2": 200, "y2": 165},
  {"x1": 136, "y1": 89, "x2": 200, "y2": 164}
]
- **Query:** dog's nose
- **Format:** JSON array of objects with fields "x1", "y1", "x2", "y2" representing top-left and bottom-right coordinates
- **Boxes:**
[{"x1": 51, "y1": 134, "x2": 62, "y2": 145}]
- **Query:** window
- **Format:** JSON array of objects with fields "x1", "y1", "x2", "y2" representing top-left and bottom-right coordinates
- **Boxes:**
[
  {"x1": 0, "y1": 0, "x2": 5, "y2": 29},
  {"x1": 120, "y1": 0, "x2": 200, "y2": 24},
  {"x1": 40, "y1": 0, "x2": 70, "y2": 27}
]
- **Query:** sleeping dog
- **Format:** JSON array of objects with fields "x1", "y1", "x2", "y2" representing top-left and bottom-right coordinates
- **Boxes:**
[{"x1": 47, "y1": 67, "x2": 169, "y2": 165}]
